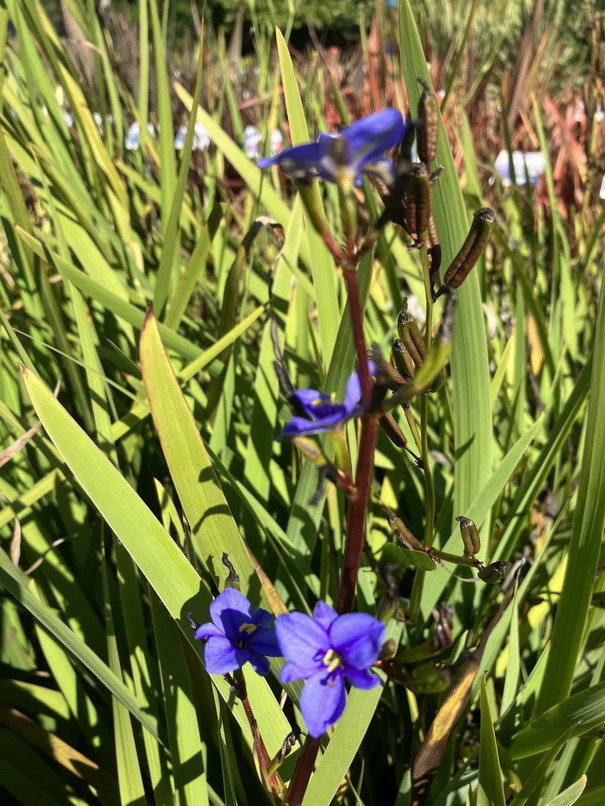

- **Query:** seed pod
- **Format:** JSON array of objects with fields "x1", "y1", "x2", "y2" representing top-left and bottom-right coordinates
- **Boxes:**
[
  {"x1": 435, "y1": 207, "x2": 495, "y2": 298},
  {"x1": 456, "y1": 516, "x2": 481, "y2": 557},
  {"x1": 404, "y1": 163, "x2": 431, "y2": 241},
  {"x1": 416, "y1": 78, "x2": 439, "y2": 165},
  {"x1": 427, "y1": 215, "x2": 442, "y2": 292},
  {"x1": 375, "y1": 161, "x2": 411, "y2": 230},
  {"x1": 391, "y1": 339, "x2": 415, "y2": 380},
  {"x1": 477, "y1": 561, "x2": 511, "y2": 584},
  {"x1": 397, "y1": 300, "x2": 428, "y2": 367},
  {"x1": 379, "y1": 412, "x2": 409, "y2": 449}
]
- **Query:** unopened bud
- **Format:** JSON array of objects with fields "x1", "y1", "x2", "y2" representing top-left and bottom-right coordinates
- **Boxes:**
[
  {"x1": 416, "y1": 78, "x2": 439, "y2": 165},
  {"x1": 456, "y1": 516, "x2": 481, "y2": 557},
  {"x1": 435, "y1": 208, "x2": 495, "y2": 299}
]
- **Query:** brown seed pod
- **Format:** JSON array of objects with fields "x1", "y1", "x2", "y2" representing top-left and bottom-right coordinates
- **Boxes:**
[
  {"x1": 416, "y1": 78, "x2": 439, "y2": 166},
  {"x1": 436, "y1": 208, "x2": 495, "y2": 297},
  {"x1": 397, "y1": 300, "x2": 428, "y2": 367},
  {"x1": 404, "y1": 163, "x2": 431, "y2": 242},
  {"x1": 456, "y1": 516, "x2": 481, "y2": 557},
  {"x1": 391, "y1": 339, "x2": 415, "y2": 380},
  {"x1": 477, "y1": 561, "x2": 511, "y2": 584},
  {"x1": 427, "y1": 214, "x2": 442, "y2": 292}
]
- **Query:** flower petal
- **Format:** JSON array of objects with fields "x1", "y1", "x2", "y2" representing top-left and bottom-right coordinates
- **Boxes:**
[
  {"x1": 345, "y1": 667, "x2": 381, "y2": 690},
  {"x1": 292, "y1": 388, "x2": 325, "y2": 418},
  {"x1": 313, "y1": 601, "x2": 338, "y2": 631},
  {"x1": 343, "y1": 369, "x2": 362, "y2": 414},
  {"x1": 248, "y1": 628, "x2": 281, "y2": 657},
  {"x1": 329, "y1": 613, "x2": 385, "y2": 669},
  {"x1": 281, "y1": 412, "x2": 347, "y2": 437},
  {"x1": 343, "y1": 109, "x2": 405, "y2": 174},
  {"x1": 258, "y1": 141, "x2": 327, "y2": 178},
  {"x1": 300, "y1": 669, "x2": 346, "y2": 737},
  {"x1": 248, "y1": 651, "x2": 271, "y2": 676},
  {"x1": 194, "y1": 621, "x2": 225, "y2": 641},
  {"x1": 209, "y1": 588, "x2": 252, "y2": 640},
  {"x1": 251, "y1": 608, "x2": 273, "y2": 629},
  {"x1": 280, "y1": 660, "x2": 319, "y2": 684},
  {"x1": 275, "y1": 612, "x2": 330, "y2": 666},
  {"x1": 204, "y1": 637, "x2": 244, "y2": 674}
]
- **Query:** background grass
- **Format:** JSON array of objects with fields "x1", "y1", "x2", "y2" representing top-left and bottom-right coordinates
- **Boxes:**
[{"x1": 1, "y1": 1, "x2": 604, "y2": 805}]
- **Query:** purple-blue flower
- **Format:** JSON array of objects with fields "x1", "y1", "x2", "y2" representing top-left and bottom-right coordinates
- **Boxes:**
[
  {"x1": 195, "y1": 588, "x2": 281, "y2": 676},
  {"x1": 259, "y1": 108, "x2": 406, "y2": 186},
  {"x1": 283, "y1": 366, "x2": 370, "y2": 437},
  {"x1": 275, "y1": 601, "x2": 385, "y2": 737}
]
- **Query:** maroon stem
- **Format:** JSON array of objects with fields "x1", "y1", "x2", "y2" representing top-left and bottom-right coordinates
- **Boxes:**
[
  {"x1": 284, "y1": 736, "x2": 322, "y2": 806},
  {"x1": 337, "y1": 414, "x2": 379, "y2": 614},
  {"x1": 342, "y1": 268, "x2": 371, "y2": 403}
]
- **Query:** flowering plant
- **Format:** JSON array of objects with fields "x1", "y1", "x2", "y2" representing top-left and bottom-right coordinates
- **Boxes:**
[
  {"x1": 194, "y1": 588, "x2": 281, "y2": 676},
  {"x1": 275, "y1": 601, "x2": 385, "y2": 737}
]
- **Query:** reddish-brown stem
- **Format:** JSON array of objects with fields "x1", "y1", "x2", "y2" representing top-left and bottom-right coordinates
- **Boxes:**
[
  {"x1": 284, "y1": 736, "x2": 322, "y2": 806},
  {"x1": 342, "y1": 268, "x2": 371, "y2": 403},
  {"x1": 337, "y1": 414, "x2": 379, "y2": 614}
]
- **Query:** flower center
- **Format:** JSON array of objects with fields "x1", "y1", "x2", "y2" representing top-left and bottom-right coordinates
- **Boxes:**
[
  {"x1": 236, "y1": 622, "x2": 258, "y2": 647},
  {"x1": 322, "y1": 648, "x2": 343, "y2": 674},
  {"x1": 312, "y1": 392, "x2": 337, "y2": 408}
]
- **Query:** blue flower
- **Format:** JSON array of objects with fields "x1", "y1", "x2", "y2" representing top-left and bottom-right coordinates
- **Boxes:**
[
  {"x1": 195, "y1": 588, "x2": 281, "y2": 676},
  {"x1": 259, "y1": 108, "x2": 406, "y2": 186},
  {"x1": 283, "y1": 366, "x2": 372, "y2": 437},
  {"x1": 275, "y1": 601, "x2": 385, "y2": 737}
]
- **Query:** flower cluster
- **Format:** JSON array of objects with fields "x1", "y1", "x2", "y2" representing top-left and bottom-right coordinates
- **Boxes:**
[{"x1": 196, "y1": 590, "x2": 385, "y2": 737}]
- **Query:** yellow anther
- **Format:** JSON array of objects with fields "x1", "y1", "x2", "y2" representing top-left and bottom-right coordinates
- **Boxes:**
[
  {"x1": 322, "y1": 648, "x2": 343, "y2": 673},
  {"x1": 239, "y1": 623, "x2": 257, "y2": 635}
]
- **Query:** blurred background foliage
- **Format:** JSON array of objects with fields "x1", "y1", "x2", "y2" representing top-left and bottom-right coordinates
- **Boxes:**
[{"x1": 1, "y1": 0, "x2": 605, "y2": 804}]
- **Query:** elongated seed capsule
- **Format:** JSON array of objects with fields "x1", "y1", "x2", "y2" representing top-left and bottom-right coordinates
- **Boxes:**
[
  {"x1": 455, "y1": 516, "x2": 481, "y2": 557},
  {"x1": 477, "y1": 561, "x2": 511, "y2": 584},
  {"x1": 379, "y1": 412, "x2": 409, "y2": 449},
  {"x1": 391, "y1": 339, "x2": 415, "y2": 380},
  {"x1": 397, "y1": 300, "x2": 428, "y2": 366},
  {"x1": 387, "y1": 512, "x2": 424, "y2": 551},
  {"x1": 404, "y1": 163, "x2": 431, "y2": 241},
  {"x1": 417, "y1": 78, "x2": 439, "y2": 165},
  {"x1": 427, "y1": 214, "x2": 442, "y2": 292},
  {"x1": 435, "y1": 208, "x2": 495, "y2": 299}
]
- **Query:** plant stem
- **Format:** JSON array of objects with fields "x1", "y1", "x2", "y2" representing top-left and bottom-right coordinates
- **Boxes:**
[
  {"x1": 285, "y1": 736, "x2": 322, "y2": 806},
  {"x1": 408, "y1": 240, "x2": 436, "y2": 622},
  {"x1": 337, "y1": 414, "x2": 379, "y2": 614},
  {"x1": 342, "y1": 267, "x2": 371, "y2": 403}
]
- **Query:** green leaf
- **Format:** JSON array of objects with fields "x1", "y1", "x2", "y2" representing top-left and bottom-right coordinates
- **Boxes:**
[
  {"x1": 544, "y1": 777, "x2": 587, "y2": 806},
  {"x1": 477, "y1": 674, "x2": 506, "y2": 806},
  {"x1": 510, "y1": 682, "x2": 605, "y2": 758},
  {"x1": 398, "y1": 0, "x2": 492, "y2": 517}
]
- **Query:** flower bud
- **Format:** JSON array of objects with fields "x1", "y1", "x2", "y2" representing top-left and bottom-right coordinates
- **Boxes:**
[
  {"x1": 434, "y1": 207, "x2": 495, "y2": 299},
  {"x1": 416, "y1": 78, "x2": 439, "y2": 166},
  {"x1": 455, "y1": 516, "x2": 481, "y2": 557}
]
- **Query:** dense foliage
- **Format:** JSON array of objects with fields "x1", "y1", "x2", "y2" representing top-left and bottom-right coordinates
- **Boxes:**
[{"x1": 1, "y1": 1, "x2": 605, "y2": 805}]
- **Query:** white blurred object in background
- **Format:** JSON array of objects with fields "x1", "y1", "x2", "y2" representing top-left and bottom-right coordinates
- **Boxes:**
[
  {"x1": 270, "y1": 128, "x2": 283, "y2": 156},
  {"x1": 244, "y1": 125, "x2": 261, "y2": 159},
  {"x1": 494, "y1": 150, "x2": 546, "y2": 187}
]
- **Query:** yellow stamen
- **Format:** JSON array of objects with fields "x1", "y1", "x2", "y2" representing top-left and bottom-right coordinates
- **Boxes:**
[
  {"x1": 322, "y1": 648, "x2": 342, "y2": 674},
  {"x1": 239, "y1": 622, "x2": 258, "y2": 635}
]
